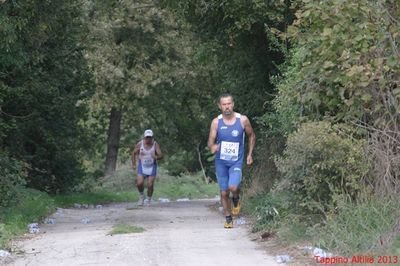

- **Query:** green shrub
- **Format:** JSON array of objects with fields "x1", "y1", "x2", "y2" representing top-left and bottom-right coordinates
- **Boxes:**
[
  {"x1": 163, "y1": 150, "x2": 198, "y2": 176},
  {"x1": 0, "y1": 152, "x2": 27, "y2": 207},
  {"x1": 0, "y1": 188, "x2": 55, "y2": 248},
  {"x1": 245, "y1": 137, "x2": 285, "y2": 195},
  {"x1": 244, "y1": 192, "x2": 289, "y2": 232},
  {"x1": 275, "y1": 121, "x2": 371, "y2": 215}
]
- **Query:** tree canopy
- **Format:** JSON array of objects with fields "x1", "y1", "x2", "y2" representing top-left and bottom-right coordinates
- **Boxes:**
[{"x1": 0, "y1": 0, "x2": 92, "y2": 193}]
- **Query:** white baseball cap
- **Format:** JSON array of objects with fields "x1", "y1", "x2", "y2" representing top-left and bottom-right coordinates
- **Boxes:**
[{"x1": 144, "y1": 129, "x2": 154, "y2": 138}]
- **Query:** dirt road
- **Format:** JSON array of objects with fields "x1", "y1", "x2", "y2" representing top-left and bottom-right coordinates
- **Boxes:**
[{"x1": 8, "y1": 199, "x2": 280, "y2": 266}]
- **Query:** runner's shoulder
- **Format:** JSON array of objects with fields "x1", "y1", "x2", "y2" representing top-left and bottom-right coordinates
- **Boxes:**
[
  {"x1": 211, "y1": 117, "x2": 219, "y2": 126},
  {"x1": 239, "y1": 114, "x2": 251, "y2": 128},
  {"x1": 238, "y1": 112, "x2": 249, "y2": 120}
]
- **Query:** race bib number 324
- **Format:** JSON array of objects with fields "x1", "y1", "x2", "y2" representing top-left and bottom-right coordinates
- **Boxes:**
[{"x1": 220, "y1": 141, "x2": 239, "y2": 161}]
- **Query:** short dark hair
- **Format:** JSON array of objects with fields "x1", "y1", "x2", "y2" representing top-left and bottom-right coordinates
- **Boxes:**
[{"x1": 218, "y1": 93, "x2": 234, "y2": 103}]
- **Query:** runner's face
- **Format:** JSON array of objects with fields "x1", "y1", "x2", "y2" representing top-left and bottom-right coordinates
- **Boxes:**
[
  {"x1": 144, "y1": 136, "x2": 153, "y2": 144},
  {"x1": 218, "y1": 96, "x2": 234, "y2": 116}
]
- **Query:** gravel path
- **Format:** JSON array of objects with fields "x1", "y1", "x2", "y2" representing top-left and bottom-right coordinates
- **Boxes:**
[{"x1": 8, "y1": 199, "x2": 279, "y2": 266}]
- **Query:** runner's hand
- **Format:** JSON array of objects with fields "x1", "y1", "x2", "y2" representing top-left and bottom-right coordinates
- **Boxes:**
[
  {"x1": 210, "y1": 144, "x2": 220, "y2": 154},
  {"x1": 246, "y1": 155, "x2": 253, "y2": 166}
]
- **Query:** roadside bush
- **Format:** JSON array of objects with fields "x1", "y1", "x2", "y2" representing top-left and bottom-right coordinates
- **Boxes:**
[
  {"x1": 0, "y1": 188, "x2": 55, "y2": 248},
  {"x1": 309, "y1": 194, "x2": 400, "y2": 256},
  {"x1": 244, "y1": 192, "x2": 289, "y2": 232},
  {"x1": 0, "y1": 152, "x2": 27, "y2": 207},
  {"x1": 245, "y1": 137, "x2": 285, "y2": 196},
  {"x1": 163, "y1": 150, "x2": 198, "y2": 176},
  {"x1": 275, "y1": 121, "x2": 371, "y2": 215}
]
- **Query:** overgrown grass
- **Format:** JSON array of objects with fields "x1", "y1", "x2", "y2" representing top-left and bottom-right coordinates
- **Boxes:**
[
  {"x1": 55, "y1": 166, "x2": 218, "y2": 207},
  {"x1": 243, "y1": 191, "x2": 315, "y2": 244},
  {"x1": 152, "y1": 172, "x2": 219, "y2": 200},
  {"x1": 242, "y1": 192, "x2": 286, "y2": 232},
  {"x1": 389, "y1": 236, "x2": 400, "y2": 255},
  {"x1": 0, "y1": 188, "x2": 56, "y2": 248},
  {"x1": 308, "y1": 195, "x2": 400, "y2": 256},
  {"x1": 244, "y1": 190, "x2": 400, "y2": 256},
  {"x1": 108, "y1": 223, "x2": 145, "y2": 235},
  {"x1": 54, "y1": 191, "x2": 138, "y2": 208},
  {"x1": 96, "y1": 166, "x2": 219, "y2": 200}
]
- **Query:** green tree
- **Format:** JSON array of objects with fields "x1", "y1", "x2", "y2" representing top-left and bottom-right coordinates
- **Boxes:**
[
  {"x1": 154, "y1": 0, "x2": 296, "y2": 178},
  {"x1": 163, "y1": 0, "x2": 292, "y2": 118},
  {"x1": 282, "y1": 0, "x2": 400, "y2": 194},
  {"x1": 286, "y1": 0, "x2": 399, "y2": 122},
  {"x1": 85, "y1": 0, "x2": 197, "y2": 174},
  {"x1": 0, "y1": 0, "x2": 93, "y2": 193}
]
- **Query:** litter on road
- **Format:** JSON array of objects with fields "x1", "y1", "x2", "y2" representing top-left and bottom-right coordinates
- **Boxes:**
[
  {"x1": 158, "y1": 198, "x2": 170, "y2": 203},
  {"x1": 28, "y1": 223, "x2": 40, "y2": 234},
  {"x1": 236, "y1": 217, "x2": 246, "y2": 225},
  {"x1": 276, "y1": 255, "x2": 292, "y2": 263},
  {"x1": 80, "y1": 218, "x2": 91, "y2": 224},
  {"x1": 176, "y1": 198, "x2": 190, "y2": 202},
  {"x1": 0, "y1": 250, "x2": 10, "y2": 257},
  {"x1": 44, "y1": 218, "x2": 56, "y2": 224}
]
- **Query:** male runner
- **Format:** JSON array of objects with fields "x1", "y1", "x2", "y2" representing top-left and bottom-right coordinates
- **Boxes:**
[
  {"x1": 132, "y1": 129, "x2": 163, "y2": 206},
  {"x1": 208, "y1": 93, "x2": 256, "y2": 228}
]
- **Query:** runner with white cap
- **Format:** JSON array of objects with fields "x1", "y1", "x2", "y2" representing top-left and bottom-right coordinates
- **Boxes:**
[{"x1": 131, "y1": 129, "x2": 163, "y2": 206}]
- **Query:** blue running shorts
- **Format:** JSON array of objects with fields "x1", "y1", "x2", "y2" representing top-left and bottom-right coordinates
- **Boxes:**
[
  {"x1": 215, "y1": 159, "x2": 242, "y2": 191},
  {"x1": 137, "y1": 160, "x2": 157, "y2": 178}
]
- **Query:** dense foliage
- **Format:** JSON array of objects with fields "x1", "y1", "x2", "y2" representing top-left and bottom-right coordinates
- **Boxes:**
[
  {"x1": 275, "y1": 122, "x2": 371, "y2": 214},
  {"x1": 271, "y1": 0, "x2": 400, "y2": 197},
  {"x1": 163, "y1": 0, "x2": 291, "y2": 118},
  {"x1": 1, "y1": 0, "x2": 399, "y2": 255},
  {"x1": 0, "y1": 152, "x2": 26, "y2": 206},
  {"x1": 255, "y1": 0, "x2": 400, "y2": 254},
  {"x1": 287, "y1": 0, "x2": 399, "y2": 122},
  {"x1": 0, "y1": 0, "x2": 93, "y2": 195}
]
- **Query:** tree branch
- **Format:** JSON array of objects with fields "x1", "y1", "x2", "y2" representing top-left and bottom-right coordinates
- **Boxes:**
[{"x1": 0, "y1": 106, "x2": 33, "y2": 119}]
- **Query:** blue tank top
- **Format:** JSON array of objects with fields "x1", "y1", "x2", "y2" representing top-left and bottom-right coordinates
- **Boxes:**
[{"x1": 216, "y1": 113, "x2": 245, "y2": 163}]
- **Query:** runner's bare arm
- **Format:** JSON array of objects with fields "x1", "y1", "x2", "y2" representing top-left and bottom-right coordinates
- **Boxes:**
[
  {"x1": 131, "y1": 143, "x2": 140, "y2": 169},
  {"x1": 242, "y1": 115, "x2": 256, "y2": 165},
  {"x1": 154, "y1": 142, "x2": 163, "y2": 160},
  {"x1": 207, "y1": 118, "x2": 219, "y2": 154}
]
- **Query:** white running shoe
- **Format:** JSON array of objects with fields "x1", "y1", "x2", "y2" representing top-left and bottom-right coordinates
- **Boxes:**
[
  {"x1": 144, "y1": 197, "x2": 151, "y2": 206},
  {"x1": 137, "y1": 195, "x2": 145, "y2": 206}
]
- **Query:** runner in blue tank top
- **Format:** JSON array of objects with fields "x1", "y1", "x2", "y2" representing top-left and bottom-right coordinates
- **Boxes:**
[{"x1": 208, "y1": 93, "x2": 256, "y2": 228}]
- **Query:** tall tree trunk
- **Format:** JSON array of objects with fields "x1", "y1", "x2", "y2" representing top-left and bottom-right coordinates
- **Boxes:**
[{"x1": 105, "y1": 107, "x2": 122, "y2": 175}]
